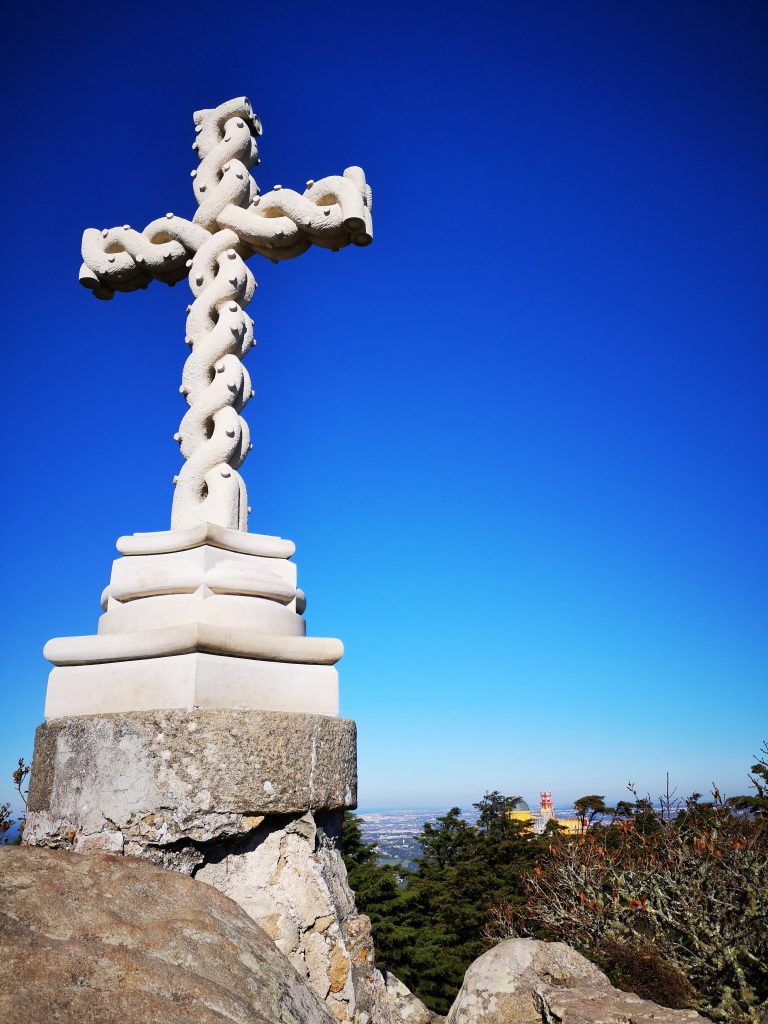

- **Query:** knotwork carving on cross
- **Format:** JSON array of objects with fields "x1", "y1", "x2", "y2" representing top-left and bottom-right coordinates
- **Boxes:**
[{"x1": 79, "y1": 96, "x2": 372, "y2": 533}]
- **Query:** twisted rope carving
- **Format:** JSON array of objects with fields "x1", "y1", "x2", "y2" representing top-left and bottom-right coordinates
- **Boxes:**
[
  {"x1": 79, "y1": 97, "x2": 372, "y2": 299},
  {"x1": 172, "y1": 229, "x2": 254, "y2": 531},
  {"x1": 78, "y1": 96, "x2": 372, "y2": 532}
]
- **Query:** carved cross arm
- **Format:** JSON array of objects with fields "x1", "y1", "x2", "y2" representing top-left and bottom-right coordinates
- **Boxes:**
[{"x1": 78, "y1": 95, "x2": 372, "y2": 301}]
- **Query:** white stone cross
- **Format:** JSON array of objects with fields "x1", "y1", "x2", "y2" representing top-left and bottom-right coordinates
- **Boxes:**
[{"x1": 79, "y1": 96, "x2": 372, "y2": 533}]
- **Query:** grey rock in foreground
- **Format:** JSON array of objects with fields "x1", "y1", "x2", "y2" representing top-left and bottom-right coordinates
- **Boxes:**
[
  {"x1": 377, "y1": 971, "x2": 444, "y2": 1023},
  {"x1": 445, "y1": 938, "x2": 706, "y2": 1024},
  {"x1": 197, "y1": 808, "x2": 436, "y2": 1024},
  {"x1": 0, "y1": 845, "x2": 332, "y2": 1023}
]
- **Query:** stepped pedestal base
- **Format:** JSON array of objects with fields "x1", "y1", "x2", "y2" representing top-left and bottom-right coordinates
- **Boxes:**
[{"x1": 41, "y1": 525, "x2": 343, "y2": 721}]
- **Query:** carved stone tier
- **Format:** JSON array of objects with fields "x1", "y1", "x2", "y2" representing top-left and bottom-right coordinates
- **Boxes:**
[{"x1": 43, "y1": 525, "x2": 343, "y2": 720}]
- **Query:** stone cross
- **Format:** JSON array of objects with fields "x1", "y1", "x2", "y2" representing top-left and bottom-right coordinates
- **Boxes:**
[{"x1": 79, "y1": 96, "x2": 372, "y2": 533}]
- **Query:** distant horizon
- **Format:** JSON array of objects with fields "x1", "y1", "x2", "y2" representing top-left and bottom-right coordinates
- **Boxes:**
[{"x1": 358, "y1": 782, "x2": 753, "y2": 815}]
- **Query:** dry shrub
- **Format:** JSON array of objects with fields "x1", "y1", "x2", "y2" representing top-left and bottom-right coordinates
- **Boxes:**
[
  {"x1": 597, "y1": 937, "x2": 697, "y2": 1009},
  {"x1": 486, "y1": 800, "x2": 768, "y2": 1024}
]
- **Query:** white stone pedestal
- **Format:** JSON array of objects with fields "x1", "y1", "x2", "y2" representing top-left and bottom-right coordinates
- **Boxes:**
[{"x1": 42, "y1": 523, "x2": 343, "y2": 720}]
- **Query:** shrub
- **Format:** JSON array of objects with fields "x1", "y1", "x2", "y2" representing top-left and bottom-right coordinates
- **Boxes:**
[
  {"x1": 597, "y1": 938, "x2": 697, "y2": 1009},
  {"x1": 1, "y1": 757, "x2": 29, "y2": 845},
  {"x1": 0, "y1": 802, "x2": 13, "y2": 842},
  {"x1": 486, "y1": 767, "x2": 768, "y2": 1024}
]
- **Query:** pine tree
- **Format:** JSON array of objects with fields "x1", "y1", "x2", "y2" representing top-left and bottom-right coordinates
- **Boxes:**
[{"x1": 344, "y1": 796, "x2": 548, "y2": 1015}]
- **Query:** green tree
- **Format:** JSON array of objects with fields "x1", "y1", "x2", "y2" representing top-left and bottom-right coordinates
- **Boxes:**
[
  {"x1": 573, "y1": 793, "x2": 610, "y2": 830},
  {"x1": 417, "y1": 806, "x2": 475, "y2": 869},
  {"x1": 473, "y1": 790, "x2": 519, "y2": 832},
  {"x1": 346, "y1": 796, "x2": 547, "y2": 1015},
  {"x1": 340, "y1": 812, "x2": 414, "y2": 975},
  {"x1": 340, "y1": 809, "x2": 377, "y2": 867}
]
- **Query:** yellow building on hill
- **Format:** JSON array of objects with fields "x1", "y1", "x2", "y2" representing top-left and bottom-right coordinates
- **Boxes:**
[
  {"x1": 506, "y1": 793, "x2": 586, "y2": 835},
  {"x1": 507, "y1": 798, "x2": 534, "y2": 825}
]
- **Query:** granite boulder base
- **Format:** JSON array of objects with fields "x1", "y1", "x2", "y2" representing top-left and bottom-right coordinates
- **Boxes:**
[
  {"x1": 1, "y1": 845, "x2": 334, "y2": 1024},
  {"x1": 22, "y1": 709, "x2": 431, "y2": 1023}
]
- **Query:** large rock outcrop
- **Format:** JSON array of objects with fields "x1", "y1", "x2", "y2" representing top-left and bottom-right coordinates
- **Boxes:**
[
  {"x1": 445, "y1": 938, "x2": 706, "y2": 1024},
  {"x1": 0, "y1": 845, "x2": 332, "y2": 1023},
  {"x1": 196, "y1": 810, "x2": 436, "y2": 1024},
  {"x1": 377, "y1": 971, "x2": 442, "y2": 1024},
  {"x1": 21, "y1": 708, "x2": 437, "y2": 1023},
  {"x1": 197, "y1": 809, "x2": 374, "y2": 1021}
]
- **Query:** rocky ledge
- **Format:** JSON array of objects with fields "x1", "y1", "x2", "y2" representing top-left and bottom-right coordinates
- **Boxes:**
[
  {"x1": 0, "y1": 844, "x2": 331, "y2": 1023},
  {"x1": 445, "y1": 937, "x2": 707, "y2": 1023}
]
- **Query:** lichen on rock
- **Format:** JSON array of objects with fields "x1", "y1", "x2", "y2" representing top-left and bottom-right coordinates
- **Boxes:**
[
  {"x1": 445, "y1": 938, "x2": 707, "y2": 1024},
  {"x1": 0, "y1": 845, "x2": 333, "y2": 1023}
]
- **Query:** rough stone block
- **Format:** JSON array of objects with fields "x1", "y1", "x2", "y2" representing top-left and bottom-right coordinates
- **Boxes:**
[
  {"x1": 24, "y1": 707, "x2": 357, "y2": 853},
  {"x1": 445, "y1": 938, "x2": 706, "y2": 1024}
]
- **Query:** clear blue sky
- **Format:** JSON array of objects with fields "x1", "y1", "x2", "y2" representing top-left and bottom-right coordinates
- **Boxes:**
[{"x1": 2, "y1": 1, "x2": 766, "y2": 815}]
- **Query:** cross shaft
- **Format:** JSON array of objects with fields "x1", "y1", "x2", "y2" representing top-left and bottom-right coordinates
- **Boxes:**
[{"x1": 78, "y1": 96, "x2": 372, "y2": 532}]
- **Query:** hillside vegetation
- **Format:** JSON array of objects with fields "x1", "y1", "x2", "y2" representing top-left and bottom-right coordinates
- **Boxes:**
[{"x1": 343, "y1": 745, "x2": 768, "y2": 1021}]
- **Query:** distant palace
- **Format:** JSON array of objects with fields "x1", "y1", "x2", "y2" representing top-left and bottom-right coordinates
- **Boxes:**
[{"x1": 507, "y1": 792, "x2": 586, "y2": 835}]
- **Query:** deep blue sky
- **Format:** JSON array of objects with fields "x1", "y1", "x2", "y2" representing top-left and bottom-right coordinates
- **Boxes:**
[{"x1": 2, "y1": 1, "x2": 766, "y2": 813}]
